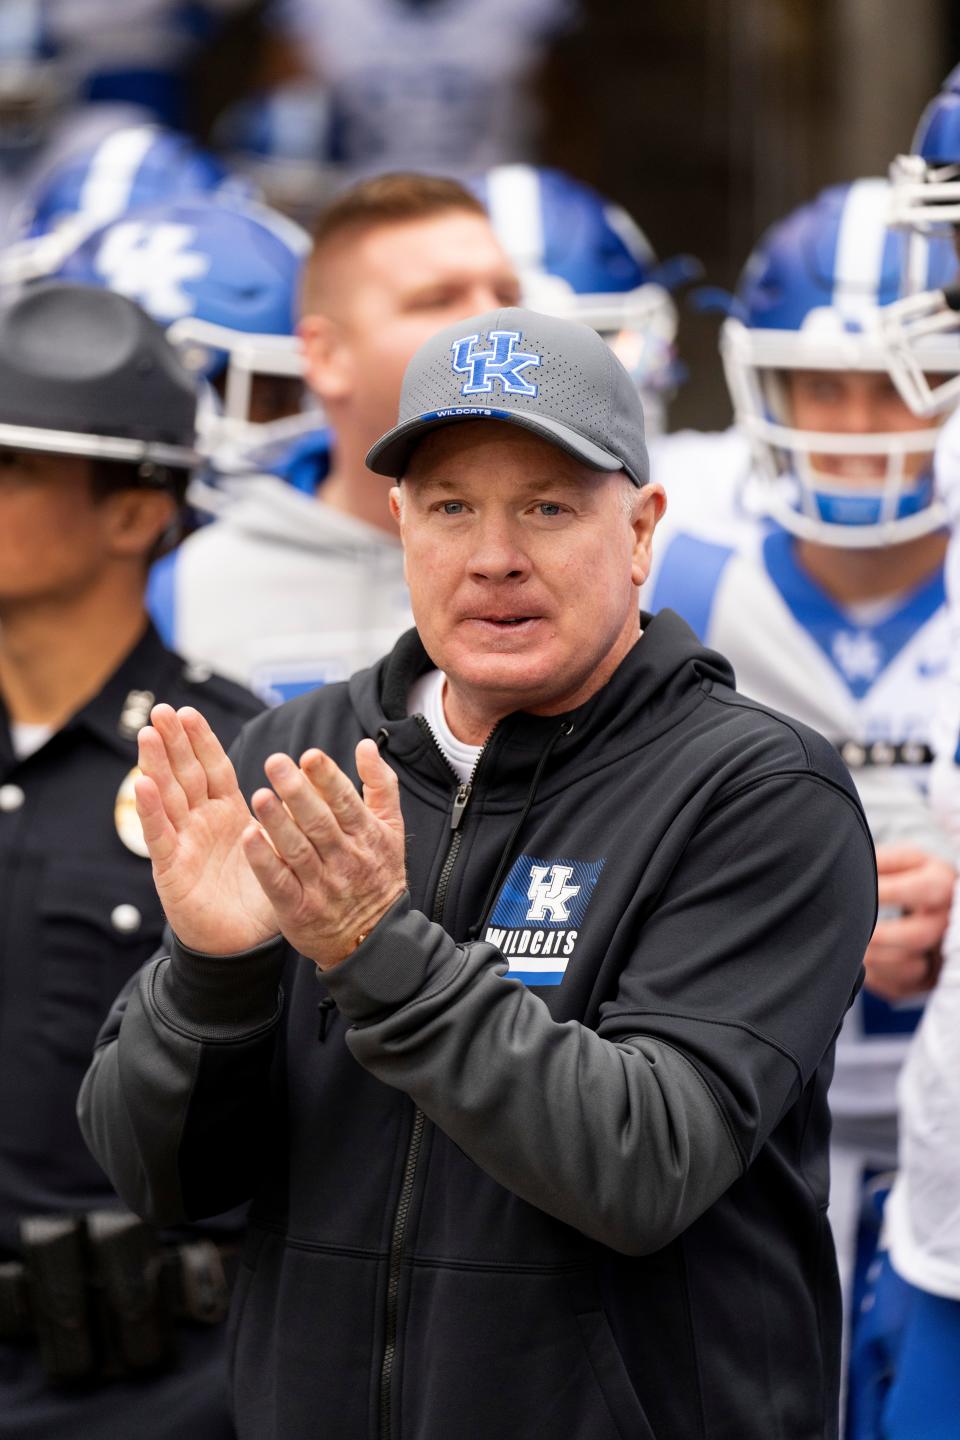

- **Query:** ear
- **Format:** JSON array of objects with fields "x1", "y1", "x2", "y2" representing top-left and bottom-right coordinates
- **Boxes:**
[
  {"x1": 629, "y1": 482, "x2": 667, "y2": 589},
  {"x1": 103, "y1": 488, "x2": 178, "y2": 561},
  {"x1": 298, "y1": 313, "x2": 354, "y2": 403},
  {"x1": 389, "y1": 485, "x2": 412, "y2": 583}
]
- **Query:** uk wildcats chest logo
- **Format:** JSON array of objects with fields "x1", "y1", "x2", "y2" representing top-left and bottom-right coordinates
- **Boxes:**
[{"x1": 484, "y1": 854, "x2": 606, "y2": 986}]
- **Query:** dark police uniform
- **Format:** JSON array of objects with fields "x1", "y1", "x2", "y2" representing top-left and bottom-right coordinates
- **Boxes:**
[{"x1": 0, "y1": 620, "x2": 263, "y2": 1439}]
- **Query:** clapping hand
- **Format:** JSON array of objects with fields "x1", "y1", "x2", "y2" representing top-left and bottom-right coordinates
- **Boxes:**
[
  {"x1": 136, "y1": 706, "x2": 406, "y2": 969},
  {"x1": 243, "y1": 742, "x2": 407, "y2": 970}
]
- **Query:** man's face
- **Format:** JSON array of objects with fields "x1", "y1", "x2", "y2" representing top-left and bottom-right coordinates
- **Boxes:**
[
  {"x1": 785, "y1": 369, "x2": 940, "y2": 482},
  {"x1": 301, "y1": 210, "x2": 521, "y2": 443},
  {"x1": 0, "y1": 449, "x2": 168, "y2": 606},
  {"x1": 392, "y1": 422, "x2": 664, "y2": 717}
]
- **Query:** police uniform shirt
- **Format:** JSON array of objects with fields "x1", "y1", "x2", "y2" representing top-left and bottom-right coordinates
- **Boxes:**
[{"x1": 0, "y1": 621, "x2": 262, "y2": 1251}]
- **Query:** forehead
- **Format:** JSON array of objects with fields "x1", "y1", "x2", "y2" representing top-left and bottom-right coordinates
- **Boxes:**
[
  {"x1": 405, "y1": 421, "x2": 598, "y2": 488},
  {"x1": 355, "y1": 211, "x2": 512, "y2": 291}
]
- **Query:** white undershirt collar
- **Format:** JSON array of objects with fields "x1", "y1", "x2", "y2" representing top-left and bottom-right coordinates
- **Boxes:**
[{"x1": 407, "y1": 668, "x2": 483, "y2": 783}]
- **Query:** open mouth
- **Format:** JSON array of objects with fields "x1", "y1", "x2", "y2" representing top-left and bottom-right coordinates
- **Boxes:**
[{"x1": 467, "y1": 615, "x2": 543, "y2": 633}]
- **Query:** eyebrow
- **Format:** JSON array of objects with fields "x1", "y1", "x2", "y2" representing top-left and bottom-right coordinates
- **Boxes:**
[{"x1": 407, "y1": 471, "x2": 589, "y2": 494}]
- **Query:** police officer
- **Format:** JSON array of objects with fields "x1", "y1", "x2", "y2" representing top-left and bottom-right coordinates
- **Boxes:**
[{"x1": 0, "y1": 283, "x2": 262, "y2": 1436}]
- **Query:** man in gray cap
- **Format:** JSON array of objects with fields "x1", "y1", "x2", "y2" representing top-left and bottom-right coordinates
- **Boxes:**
[{"x1": 81, "y1": 308, "x2": 877, "y2": 1439}]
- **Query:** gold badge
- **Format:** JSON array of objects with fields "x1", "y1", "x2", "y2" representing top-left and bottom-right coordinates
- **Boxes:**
[{"x1": 115, "y1": 767, "x2": 149, "y2": 858}]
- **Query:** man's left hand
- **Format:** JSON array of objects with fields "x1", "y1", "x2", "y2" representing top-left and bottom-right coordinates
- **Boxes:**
[{"x1": 243, "y1": 739, "x2": 407, "y2": 970}]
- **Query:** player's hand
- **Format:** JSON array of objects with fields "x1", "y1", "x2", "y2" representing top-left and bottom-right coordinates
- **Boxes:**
[
  {"x1": 136, "y1": 705, "x2": 278, "y2": 955},
  {"x1": 242, "y1": 740, "x2": 407, "y2": 970},
  {"x1": 863, "y1": 844, "x2": 956, "y2": 1001}
]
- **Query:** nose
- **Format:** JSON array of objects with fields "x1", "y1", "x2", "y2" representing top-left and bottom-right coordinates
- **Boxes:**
[{"x1": 467, "y1": 512, "x2": 531, "y2": 584}]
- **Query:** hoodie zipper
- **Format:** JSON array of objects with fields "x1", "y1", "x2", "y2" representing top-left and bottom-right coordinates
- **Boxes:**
[{"x1": 378, "y1": 719, "x2": 490, "y2": 1440}]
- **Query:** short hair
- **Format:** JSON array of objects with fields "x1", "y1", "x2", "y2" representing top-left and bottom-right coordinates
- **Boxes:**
[
  {"x1": 90, "y1": 458, "x2": 188, "y2": 561},
  {"x1": 301, "y1": 172, "x2": 488, "y2": 314}
]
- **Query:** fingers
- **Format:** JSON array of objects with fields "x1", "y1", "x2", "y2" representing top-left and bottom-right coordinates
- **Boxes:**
[
  {"x1": 300, "y1": 749, "x2": 369, "y2": 834},
  {"x1": 133, "y1": 773, "x2": 178, "y2": 866},
  {"x1": 877, "y1": 857, "x2": 956, "y2": 912},
  {"x1": 242, "y1": 822, "x2": 303, "y2": 912},
  {"x1": 149, "y1": 704, "x2": 210, "y2": 808},
  {"x1": 871, "y1": 909, "x2": 948, "y2": 954},
  {"x1": 356, "y1": 739, "x2": 403, "y2": 833},
  {"x1": 264, "y1": 753, "x2": 346, "y2": 850},
  {"x1": 138, "y1": 723, "x2": 190, "y2": 831},
  {"x1": 863, "y1": 949, "x2": 934, "y2": 1001},
  {"x1": 251, "y1": 782, "x2": 325, "y2": 885},
  {"x1": 178, "y1": 707, "x2": 241, "y2": 801}
]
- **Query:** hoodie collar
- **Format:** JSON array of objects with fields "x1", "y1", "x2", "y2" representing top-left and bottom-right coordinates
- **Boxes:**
[{"x1": 350, "y1": 609, "x2": 735, "y2": 797}]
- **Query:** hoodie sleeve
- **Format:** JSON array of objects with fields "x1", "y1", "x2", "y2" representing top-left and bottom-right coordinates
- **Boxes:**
[
  {"x1": 77, "y1": 934, "x2": 287, "y2": 1224},
  {"x1": 323, "y1": 770, "x2": 876, "y2": 1256}
]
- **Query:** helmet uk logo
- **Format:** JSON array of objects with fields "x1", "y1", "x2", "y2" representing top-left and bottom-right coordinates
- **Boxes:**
[
  {"x1": 485, "y1": 854, "x2": 605, "y2": 986},
  {"x1": 94, "y1": 222, "x2": 210, "y2": 321},
  {"x1": 451, "y1": 330, "x2": 541, "y2": 398}
]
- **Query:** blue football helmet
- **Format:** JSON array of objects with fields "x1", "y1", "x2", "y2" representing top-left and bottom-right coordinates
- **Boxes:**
[
  {"x1": 878, "y1": 67, "x2": 960, "y2": 417},
  {"x1": 890, "y1": 64, "x2": 960, "y2": 235},
  {"x1": 721, "y1": 178, "x2": 957, "y2": 546},
  {"x1": 0, "y1": 123, "x2": 250, "y2": 286},
  {"x1": 54, "y1": 195, "x2": 315, "y2": 461},
  {"x1": 472, "y1": 165, "x2": 687, "y2": 437}
]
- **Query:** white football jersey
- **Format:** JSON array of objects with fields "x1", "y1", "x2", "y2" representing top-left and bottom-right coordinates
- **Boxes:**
[
  {"x1": 148, "y1": 471, "x2": 414, "y2": 705},
  {"x1": 269, "y1": 0, "x2": 573, "y2": 175},
  {"x1": 645, "y1": 487, "x2": 951, "y2": 1144},
  {"x1": 883, "y1": 401, "x2": 960, "y2": 1300},
  {"x1": 886, "y1": 909, "x2": 960, "y2": 1301}
]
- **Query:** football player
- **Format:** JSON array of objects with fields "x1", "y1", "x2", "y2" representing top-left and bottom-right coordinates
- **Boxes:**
[
  {"x1": 472, "y1": 164, "x2": 688, "y2": 439},
  {"x1": 847, "y1": 67, "x2": 960, "y2": 1440},
  {"x1": 643, "y1": 178, "x2": 958, "y2": 1375}
]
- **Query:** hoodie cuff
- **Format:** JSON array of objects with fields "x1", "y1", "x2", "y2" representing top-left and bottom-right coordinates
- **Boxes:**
[
  {"x1": 323, "y1": 893, "x2": 463, "y2": 1023},
  {"x1": 155, "y1": 933, "x2": 287, "y2": 1036}
]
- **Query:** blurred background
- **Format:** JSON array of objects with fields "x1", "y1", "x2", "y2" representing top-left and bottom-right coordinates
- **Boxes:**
[{"x1": 7, "y1": 0, "x2": 959, "y2": 431}]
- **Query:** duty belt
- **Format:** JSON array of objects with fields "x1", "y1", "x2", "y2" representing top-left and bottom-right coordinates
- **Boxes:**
[{"x1": 0, "y1": 1210, "x2": 235, "y2": 1384}]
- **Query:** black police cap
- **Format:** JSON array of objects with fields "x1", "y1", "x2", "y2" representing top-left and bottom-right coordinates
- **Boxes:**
[{"x1": 0, "y1": 282, "x2": 199, "y2": 471}]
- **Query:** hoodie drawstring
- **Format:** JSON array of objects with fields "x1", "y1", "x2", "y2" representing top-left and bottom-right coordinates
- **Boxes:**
[{"x1": 466, "y1": 719, "x2": 574, "y2": 942}]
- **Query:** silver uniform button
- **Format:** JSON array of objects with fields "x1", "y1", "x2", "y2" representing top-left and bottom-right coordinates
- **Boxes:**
[
  {"x1": 110, "y1": 903, "x2": 142, "y2": 934},
  {"x1": 183, "y1": 662, "x2": 212, "y2": 684},
  {"x1": 0, "y1": 784, "x2": 25, "y2": 812}
]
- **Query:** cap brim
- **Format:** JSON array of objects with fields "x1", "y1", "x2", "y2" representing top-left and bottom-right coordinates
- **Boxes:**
[
  {"x1": 0, "y1": 419, "x2": 197, "y2": 469},
  {"x1": 366, "y1": 406, "x2": 637, "y2": 483}
]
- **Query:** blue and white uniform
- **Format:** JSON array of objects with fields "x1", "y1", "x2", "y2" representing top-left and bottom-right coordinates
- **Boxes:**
[
  {"x1": 847, "y1": 402, "x2": 960, "y2": 1440},
  {"x1": 647, "y1": 183, "x2": 956, "y2": 1362},
  {"x1": 148, "y1": 434, "x2": 414, "y2": 704}
]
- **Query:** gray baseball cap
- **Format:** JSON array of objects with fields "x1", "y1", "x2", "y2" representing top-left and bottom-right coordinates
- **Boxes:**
[{"x1": 365, "y1": 306, "x2": 649, "y2": 486}]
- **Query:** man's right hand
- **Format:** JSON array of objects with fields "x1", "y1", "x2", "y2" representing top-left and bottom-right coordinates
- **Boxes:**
[{"x1": 135, "y1": 704, "x2": 278, "y2": 955}]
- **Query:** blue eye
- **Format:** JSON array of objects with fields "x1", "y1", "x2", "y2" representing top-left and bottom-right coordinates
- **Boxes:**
[
  {"x1": 442, "y1": 501, "x2": 465, "y2": 515},
  {"x1": 538, "y1": 503, "x2": 563, "y2": 516}
]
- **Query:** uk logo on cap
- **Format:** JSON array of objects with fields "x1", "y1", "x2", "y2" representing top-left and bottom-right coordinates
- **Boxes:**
[{"x1": 451, "y1": 329, "x2": 541, "y2": 398}]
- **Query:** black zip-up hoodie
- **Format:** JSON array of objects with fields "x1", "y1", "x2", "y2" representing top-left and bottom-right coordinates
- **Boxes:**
[{"x1": 80, "y1": 611, "x2": 876, "y2": 1440}]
